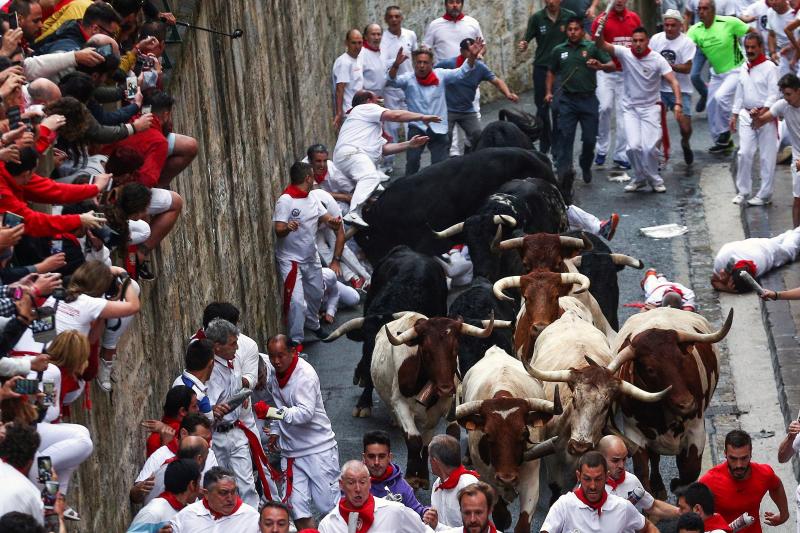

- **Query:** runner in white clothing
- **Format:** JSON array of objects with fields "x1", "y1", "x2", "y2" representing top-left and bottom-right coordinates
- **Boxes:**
[
  {"x1": 641, "y1": 269, "x2": 697, "y2": 310},
  {"x1": 127, "y1": 459, "x2": 201, "y2": 533},
  {"x1": 333, "y1": 91, "x2": 439, "y2": 228},
  {"x1": 333, "y1": 29, "x2": 364, "y2": 129},
  {"x1": 711, "y1": 226, "x2": 800, "y2": 292},
  {"x1": 766, "y1": 0, "x2": 797, "y2": 76},
  {"x1": 382, "y1": 7, "x2": 418, "y2": 160},
  {"x1": 428, "y1": 435, "x2": 480, "y2": 528},
  {"x1": 596, "y1": 24, "x2": 683, "y2": 193},
  {"x1": 437, "y1": 481, "x2": 499, "y2": 533}
]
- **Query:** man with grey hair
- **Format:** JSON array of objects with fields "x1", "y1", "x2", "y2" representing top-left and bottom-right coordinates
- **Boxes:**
[
  {"x1": 318, "y1": 460, "x2": 434, "y2": 532},
  {"x1": 169, "y1": 466, "x2": 259, "y2": 532},
  {"x1": 205, "y1": 318, "x2": 259, "y2": 508},
  {"x1": 429, "y1": 434, "x2": 479, "y2": 528}
]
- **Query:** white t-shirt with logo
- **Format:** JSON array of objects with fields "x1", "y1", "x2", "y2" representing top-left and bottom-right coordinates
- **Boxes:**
[
  {"x1": 541, "y1": 491, "x2": 646, "y2": 533},
  {"x1": 333, "y1": 102, "x2": 387, "y2": 162},
  {"x1": 744, "y1": 0, "x2": 771, "y2": 42},
  {"x1": 614, "y1": 45, "x2": 674, "y2": 106},
  {"x1": 273, "y1": 193, "x2": 326, "y2": 263},
  {"x1": 52, "y1": 293, "x2": 108, "y2": 336},
  {"x1": 332, "y1": 52, "x2": 364, "y2": 114},
  {"x1": 768, "y1": 7, "x2": 797, "y2": 50},
  {"x1": 771, "y1": 98, "x2": 800, "y2": 149},
  {"x1": 650, "y1": 32, "x2": 696, "y2": 94}
]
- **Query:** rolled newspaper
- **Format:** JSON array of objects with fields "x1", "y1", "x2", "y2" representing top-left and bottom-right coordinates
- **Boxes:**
[
  {"x1": 729, "y1": 512, "x2": 755, "y2": 532},
  {"x1": 738, "y1": 271, "x2": 765, "y2": 296},
  {"x1": 594, "y1": 0, "x2": 616, "y2": 39},
  {"x1": 348, "y1": 512, "x2": 360, "y2": 533}
]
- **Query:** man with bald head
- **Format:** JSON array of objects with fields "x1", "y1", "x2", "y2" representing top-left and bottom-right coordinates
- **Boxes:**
[
  {"x1": 598, "y1": 435, "x2": 680, "y2": 521},
  {"x1": 333, "y1": 29, "x2": 364, "y2": 129},
  {"x1": 26, "y1": 78, "x2": 60, "y2": 107},
  {"x1": 318, "y1": 460, "x2": 434, "y2": 532}
]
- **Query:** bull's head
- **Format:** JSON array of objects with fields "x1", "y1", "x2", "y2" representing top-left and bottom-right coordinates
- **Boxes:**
[
  {"x1": 524, "y1": 356, "x2": 671, "y2": 456},
  {"x1": 432, "y1": 215, "x2": 517, "y2": 280},
  {"x1": 456, "y1": 389, "x2": 561, "y2": 487},
  {"x1": 386, "y1": 315, "x2": 495, "y2": 398},
  {"x1": 608, "y1": 309, "x2": 733, "y2": 417},
  {"x1": 495, "y1": 232, "x2": 592, "y2": 272}
]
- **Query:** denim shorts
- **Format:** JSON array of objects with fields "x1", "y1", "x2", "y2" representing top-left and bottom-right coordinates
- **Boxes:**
[{"x1": 660, "y1": 91, "x2": 692, "y2": 118}]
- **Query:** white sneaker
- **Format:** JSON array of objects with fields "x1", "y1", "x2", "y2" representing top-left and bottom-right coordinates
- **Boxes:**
[
  {"x1": 652, "y1": 184, "x2": 667, "y2": 193},
  {"x1": 97, "y1": 359, "x2": 114, "y2": 392},
  {"x1": 343, "y1": 212, "x2": 369, "y2": 228},
  {"x1": 624, "y1": 181, "x2": 648, "y2": 192},
  {"x1": 746, "y1": 196, "x2": 771, "y2": 206},
  {"x1": 731, "y1": 194, "x2": 746, "y2": 205}
]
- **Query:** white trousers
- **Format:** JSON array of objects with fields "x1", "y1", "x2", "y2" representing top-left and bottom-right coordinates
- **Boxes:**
[
  {"x1": 333, "y1": 149, "x2": 381, "y2": 215},
  {"x1": 765, "y1": 227, "x2": 800, "y2": 270},
  {"x1": 285, "y1": 445, "x2": 340, "y2": 520},
  {"x1": 597, "y1": 71, "x2": 628, "y2": 162},
  {"x1": 567, "y1": 205, "x2": 601, "y2": 235},
  {"x1": 643, "y1": 274, "x2": 696, "y2": 309},
  {"x1": 321, "y1": 268, "x2": 360, "y2": 317},
  {"x1": 31, "y1": 422, "x2": 93, "y2": 494},
  {"x1": 707, "y1": 68, "x2": 740, "y2": 138},
  {"x1": 101, "y1": 279, "x2": 140, "y2": 350},
  {"x1": 277, "y1": 257, "x2": 323, "y2": 344},
  {"x1": 624, "y1": 104, "x2": 663, "y2": 187},
  {"x1": 316, "y1": 229, "x2": 371, "y2": 283},
  {"x1": 212, "y1": 427, "x2": 258, "y2": 508},
  {"x1": 735, "y1": 111, "x2": 778, "y2": 199},
  {"x1": 128, "y1": 220, "x2": 151, "y2": 245}
]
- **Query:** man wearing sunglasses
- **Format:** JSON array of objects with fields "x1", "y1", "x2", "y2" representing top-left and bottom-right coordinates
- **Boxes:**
[{"x1": 33, "y1": 2, "x2": 122, "y2": 55}]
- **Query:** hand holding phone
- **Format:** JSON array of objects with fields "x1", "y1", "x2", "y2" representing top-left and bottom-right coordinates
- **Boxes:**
[
  {"x1": 3, "y1": 211, "x2": 24, "y2": 228},
  {"x1": 14, "y1": 378, "x2": 38, "y2": 395},
  {"x1": 37, "y1": 456, "x2": 53, "y2": 483}
]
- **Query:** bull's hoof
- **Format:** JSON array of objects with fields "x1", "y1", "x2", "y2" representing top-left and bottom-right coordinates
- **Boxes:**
[
  {"x1": 352, "y1": 371, "x2": 366, "y2": 387},
  {"x1": 406, "y1": 476, "x2": 430, "y2": 491},
  {"x1": 351, "y1": 406, "x2": 371, "y2": 418}
]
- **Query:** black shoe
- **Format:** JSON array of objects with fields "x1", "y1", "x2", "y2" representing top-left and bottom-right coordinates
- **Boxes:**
[
  {"x1": 682, "y1": 141, "x2": 694, "y2": 165},
  {"x1": 708, "y1": 140, "x2": 734, "y2": 154},
  {"x1": 137, "y1": 258, "x2": 155, "y2": 281},
  {"x1": 716, "y1": 131, "x2": 731, "y2": 145},
  {"x1": 313, "y1": 326, "x2": 333, "y2": 340},
  {"x1": 695, "y1": 94, "x2": 707, "y2": 113},
  {"x1": 581, "y1": 166, "x2": 592, "y2": 183}
]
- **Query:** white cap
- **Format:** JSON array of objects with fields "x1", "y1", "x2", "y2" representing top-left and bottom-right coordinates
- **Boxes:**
[{"x1": 663, "y1": 9, "x2": 682, "y2": 22}]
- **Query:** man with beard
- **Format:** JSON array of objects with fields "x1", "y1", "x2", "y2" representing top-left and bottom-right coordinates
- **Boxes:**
[
  {"x1": 699, "y1": 430, "x2": 789, "y2": 531},
  {"x1": 540, "y1": 451, "x2": 658, "y2": 532},
  {"x1": 439, "y1": 482, "x2": 498, "y2": 533}
]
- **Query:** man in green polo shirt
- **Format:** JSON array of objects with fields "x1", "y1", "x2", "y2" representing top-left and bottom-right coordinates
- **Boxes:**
[
  {"x1": 687, "y1": 0, "x2": 753, "y2": 152},
  {"x1": 519, "y1": 0, "x2": 575, "y2": 154},
  {"x1": 546, "y1": 15, "x2": 615, "y2": 185}
]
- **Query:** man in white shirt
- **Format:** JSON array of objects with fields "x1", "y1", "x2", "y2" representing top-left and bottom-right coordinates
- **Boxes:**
[
  {"x1": 598, "y1": 435, "x2": 681, "y2": 521},
  {"x1": 730, "y1": 33, "x2": 780, "y2": 205},
  {"x1": 266, "y1": 334, "x2": 339, "y2": 531},
  {"x1": 0, "y1": 423, "x2": 44, "y2": 525},
  {"x1": 382, "y1": 6, "x2": 418, "y2": 160},
  {"x1": 423, "y1": 0, "x2": 484, "y2": 157},
  {"x1": 362, "y1": 24, "x2": 387, "y2": 98},
  {"x1": 767, "y1": 0, "x2": 797, "y2": 76},
  {"x1": 333, "y1": 90, "x2": 440, "y2": 228},
  {"x1": 127, "y1": 459, "x2": 201, "y2": 532},
  {"x1": 172, "y1": 339, "x2": 214, "y2": 421},
  {"x1": 651, "y1": 9, "x2": 697, "y2": 165},
  {"x1": 333, "y1": 29, "x2": 364, "y2": 130},
  {"x1": 273, "y1": 162, "x2": 341, "y2": 346},
  {"x1": 641, "y1": 269, "x2": 697, "y2": 310},
  {"x1": 741, "y1": 0, "x2": 772, "y2": 43},
  {"x1": 596, "y1": 23, "x2": 683, "y2": 193},
  {"x1": 438, "y1": 482, "x2": 498, "y2": 533},
  {"x1": 169, "y1": 467, "x2": 259, "y2": 533},
  {"x1": 540, "y1": 451, "x2": 658, "y2": 533},
  {"x1": 305, "y1": 143, "x2": 356, "y2": 214},
  {"x1": 318, "y1": 460, "x2": 434, "y2": 533},
  {"x1": 429, "y1": 434, "x2": 479, "y2": 528}
]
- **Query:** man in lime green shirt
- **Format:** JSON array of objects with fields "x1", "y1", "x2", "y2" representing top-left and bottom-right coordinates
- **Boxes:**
[
  {"x1": 519, "y1": 0, "x2": 576, "y2": 155},
  {"x1": 687, "y1": 0, "x2": 754, "y2": 152}
]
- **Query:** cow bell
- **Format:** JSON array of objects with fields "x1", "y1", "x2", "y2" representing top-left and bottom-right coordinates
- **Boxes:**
[{"x1": 414, "y1": 381, "x2": 439, "y2": 408}]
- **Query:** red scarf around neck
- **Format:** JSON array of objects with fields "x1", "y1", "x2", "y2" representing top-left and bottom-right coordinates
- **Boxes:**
[
  {"x1": 158, "y1": 491, "x2": 186, "y2": 511},
  {"x1": 436, "y1": 465, "x2": 480, "y2": 491},
  {"x1": 574, "y1": 487, "x2": 608, "y2": 516},
  {"x1": 632, "y1": 47, "x2": 651, "y2": 59},
  {"x1": 371, "y1": 464, "x2": 394, "y2": 483},
  {"x1": 339, "y1": 495, "x2": 375, "y2": 533},
  {"x1": 203, "y1": 496, "x2": 243, "y2": 520},
  {"x1": 277, "y1": 354, "x2": 299, "y2": 388},
  {"x1": 283, "y1": 184, "x2": 309, "y2": 199},
  {"x1": 733, "y1": 259, "x2": 757, "y2": 276},
  {"x1": 363, "y1": 42, "x2": 380, "y2": 52},
  {"x1": 443, "y1": 12, "x2": 465, "y2": 21},
  {"x1": 314, "y1": 168, "x2": 328, "y2": 184},
  {"x1": 416, "y1": 71, "x2": 440, "y2": 86},
  {"x1": 456, "y1": 55, "x2": 467, "y2": 67},
  {"x1": 463, "y1": 524, "x2": 497, "y2": 533},
  {"x1": 747, "y1": 53, "x2": 768, "y2": 71},
  {"x1": 606, "y1": 469, "x2": 626, "y2": 490}
]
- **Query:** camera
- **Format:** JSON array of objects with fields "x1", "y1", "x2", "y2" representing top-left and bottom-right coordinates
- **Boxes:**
[
  {"x1": 37, "y1": 456, "x2": 52, "y2": 483},
  {"x1": 105, "y1": 274, "x2": 130, "y2": 299},
  {"x1": 6, "y1": 106, "x2": 21, "y2": 130},
  {"x1": 42, "y1": 481, "x2": 59, "y2": 509}
]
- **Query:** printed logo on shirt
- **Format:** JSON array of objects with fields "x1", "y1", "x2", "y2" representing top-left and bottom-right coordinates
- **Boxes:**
[
  {"x1": 581, "y1": 50, "x2": 588, "y2": 58},
  {"x1": 540, "y1": 25, "x2": 548, "y2": 34},
  {"x1": 561, "y1": 51, "x2": 569, "y2": 59},
  {"x1": 291, "y1": 208, "x2": 301, "y2": 217},
  {"x1": 660, "y1": 49, "x2": 677, "y2": 65},
  {"x1": 760, "y1": 15, "x2": 768, "y2": 30}
]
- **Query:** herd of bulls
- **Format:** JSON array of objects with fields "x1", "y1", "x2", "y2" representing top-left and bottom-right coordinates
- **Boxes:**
[{"x1": 323, "y1": 112, "x2": 733, "y2": 532}]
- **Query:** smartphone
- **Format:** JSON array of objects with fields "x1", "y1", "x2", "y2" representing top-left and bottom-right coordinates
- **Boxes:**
[
  {"x1": 7, "y1": 12, "x2": 17, "y2": 30},
  {"x1": 42, "y1": 481, "x2": 59, "y2": 509},
  {"x1": 14, "y1": 378, "x2": 38, "y2": 395},
  {"x1": 94, "y1": 212, "x2": 108, "y2": 221},
  {"x1": 34, "y1": 306, "x2": 55, "y2": 319},
  {"x1": 6, "y1": 105, "x2": 20, "y2": 129},
  {"x1": 50, "y1": 239, "x2": 62, "y2": 255},
  {"x1": 142, "y1": 105, "x2": 152, "y2": 114},
  {"x1": 125, "y1": 75, "x2": 138, "y2": 99},
  {"x1": 37, "y1": 456, "x2": 52, "y2": 483},
  {"x1": 42, "y1": 381, "x2": 55, "y2": 407},
  {"x1": 95, "y1": 44, "x2": 113, "y2": 58},
  {"x1": 2, "y1": 211, "x2": 23, "y2": 228}
]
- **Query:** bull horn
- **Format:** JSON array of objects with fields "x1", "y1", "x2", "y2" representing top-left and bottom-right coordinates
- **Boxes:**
[
  {"x1": 569, "y1": 256, "x2": 583, "y2": 268},
  {"x1": 496, "y1": 237, "x2": 524, "y2": 251},
  {"x1": 522, "y1": 356, "x2": 572, "y2": 383},
  {"x1": 523, "y1": 436, "x2": 560, "y2": 461},
  {"x1": 490, "y1": 224, "x2": 504, "y2": 253},
  {"x1": 610, "y1": 254, "x2": 645, "y2": 269},
  {"x1": 485, "y1": 319, "x2": 512, "y2": 328},
  {"x1": 493, "y1": 276, "x2": 521, "y2": 301},
  {"x1": 455, "y1": 400, "x2": 484, "y2": 419},
  {"x1": 606, "y1": 345, "x2": 636, "y2": 373},
  {"x1": 560, "y1": 273, "x2": 590, "y2": 294},
  {"x1": 584, "y1": 355, "x2": 601, "y2": 367},
  {"x1": 553, "y1": 385, "x2": 562, "y2": 415},
  {"x1": 323, "y1": 317, "x2": 365, "y2": 342},
  {"x1": 431, "y1": 221, "x2": 465, "y2": 239},
  {"x1": 559, "y1": 235, "x2": 588, "y2": 249},
  {"x1": 619, "y1": 381, "x2": 673, "y2": 403},
  {"x1": 525, "y1": 397, "x2": 556, "y2": 414},
  {"x1": 392, "y1": 312, "x2": 412, "y2": 319},
  {"x1": 675, "y1": 308, "x2": 734, "y2": 344},
  {"x1": 493, "y1": 214, "x2": 517, "y2": 228},
  {"x1": 461, "y1": 311, "x2": 494, "y2": 338},
  {"x1": 384, "y1": 324, "x2": 419, "y2": 346},
  {"x1": 344, "y1": 227, "x2": 359, "y2": 240}
]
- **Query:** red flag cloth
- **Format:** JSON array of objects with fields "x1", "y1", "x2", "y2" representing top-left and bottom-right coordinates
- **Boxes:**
[
  {"x1": 436, "y1": 465, "x2": 480, "y2": 490},
  {"x1": 282, "y1": 261, "x2": 299, "y2": 325},
  {"x1": 339, "y1": 495, "x2": 376, "y2": 533},
  {"x1": 659, "y1": 102, "x2": 670, "y2": 163}
]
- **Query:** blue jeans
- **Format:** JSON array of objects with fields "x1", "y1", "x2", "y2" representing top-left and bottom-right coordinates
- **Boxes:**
[
  {"x1": 690, "y1": 47, "x2": 708, "y2": 100},
  {"x1": 405, "y1": 125, "x2": 450, "y2": 175}
]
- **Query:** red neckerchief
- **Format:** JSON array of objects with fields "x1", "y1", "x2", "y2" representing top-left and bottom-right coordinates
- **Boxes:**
[
  {"x1": 339, "y1": 495, "x2": 375, "y2": 533},
  {"x1": 436, "y1": 465, "x2": 480, "y2": 491},
  {"x1": 747, "y1": 53, "x2": 768, "y2": 71},
  {"x1": 733, "y1": 259, "x2": 757, "y2": 276},
  {"x1": 443, "y1": 12, "x2": 465, "y2": 21},
  {"x1": 277, "y1": 353, "x2": 299, "y2": 388},
  {"x1": 202, "y1": 496, "x2": 243, "y2": 520},
  {"x1": 462, "y1": 525, "x2": 497, "y2": 533},
  {"x1": 704, "y1": 513, "x2": 733, "y2": 533},
  {"x1": 456, "y1": 55, "x2": 467, "y2": 67},
  {"x1": 162, "y1": 456, "x2": 178, "y2": 466},
  {"x1": 574, "y1": 487, "x2": 608, "y2": 516},
  {"x1": 158, "y1": 491, "x2": 186, "y2": 511},
  {"x1": 363, "y1": 42, "x2": 380, "y2": 52},
  {"x1": 283, "y1": 184, "x2": 309, "y2": 199},
  {"x1": 606, "y1": 470, "x2": 625, "y2": 490},
  {"x1": 632, "y1": 47, "x2": 651, "y2": 59},
  {"x1": 314, "y1": 168, "x2": 328, "y2": 184},
  {"x1": 416, "y1": 71, "x2": 440, "y2": 86},
  {"x1": 193, "y1": 328, "x2": 206, "y2": 340},
  {"x1": 370, "y1": 464, "x2": 394, "y2": 483}
]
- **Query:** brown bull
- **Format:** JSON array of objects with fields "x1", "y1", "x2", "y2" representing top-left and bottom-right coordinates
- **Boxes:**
[{"x1": 494, "y1": 232, "x2": 591, "y2": 272}]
